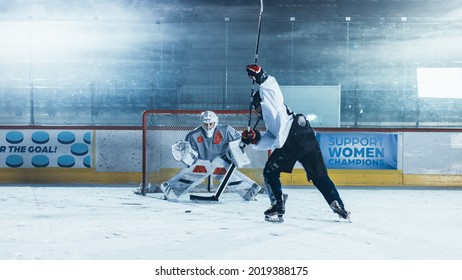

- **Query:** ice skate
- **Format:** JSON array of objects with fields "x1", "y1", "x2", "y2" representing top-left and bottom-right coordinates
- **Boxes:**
[
  {"x1": 330, "y1": 200, "x2": 351, "y2": 221},
  {"x1": 264, "y1": 194, "x2": 288, "y2": 223}
]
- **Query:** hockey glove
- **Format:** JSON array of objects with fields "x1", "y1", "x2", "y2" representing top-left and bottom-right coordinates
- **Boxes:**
[
  {"x1": 241, "y1": 129, "x2": 261, "y2": 145},
  {"x1": 246, "y1": 64, "x2": 268, "y2": 85}
]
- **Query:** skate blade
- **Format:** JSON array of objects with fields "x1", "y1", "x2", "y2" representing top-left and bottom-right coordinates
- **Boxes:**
[
  {"x1": 336, "y1": 214, "x2": 352, "y2": 223},
  {"x1": 265, "y1": 215, "x2": 284, "y2": 223}
]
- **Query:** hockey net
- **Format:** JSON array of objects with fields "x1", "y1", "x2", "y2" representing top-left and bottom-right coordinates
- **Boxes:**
[{"x1": 140, "y1": 110, "x2": 267, "y2": 196}]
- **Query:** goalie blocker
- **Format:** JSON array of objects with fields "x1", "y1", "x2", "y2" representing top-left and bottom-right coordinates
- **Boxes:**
[{"x1": 160, "y1": 140, "x2": 261, "y2": 201}]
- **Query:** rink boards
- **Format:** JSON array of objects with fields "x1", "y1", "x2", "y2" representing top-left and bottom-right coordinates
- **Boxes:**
[{"x1": 0, "y1": 127, "x2": 461, "y2": 187}]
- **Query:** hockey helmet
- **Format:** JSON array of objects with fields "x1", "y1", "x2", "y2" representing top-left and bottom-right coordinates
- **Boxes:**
[{"x1": 200, "y1": 110, "x2": 218, "y2": 138}]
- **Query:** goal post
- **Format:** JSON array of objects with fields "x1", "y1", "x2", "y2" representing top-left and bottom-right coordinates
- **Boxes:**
[{"x1": 140, "y1": 110, "x2": 267, "y2": 196}]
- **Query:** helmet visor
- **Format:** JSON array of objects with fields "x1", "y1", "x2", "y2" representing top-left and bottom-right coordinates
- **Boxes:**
[{"x1": 202, "y1": 121, "x2": 215, "y2": 130}]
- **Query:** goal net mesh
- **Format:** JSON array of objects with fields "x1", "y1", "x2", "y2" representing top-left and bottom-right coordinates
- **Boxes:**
[{"x1": 141, "y1": 110, "x2": 267, "y2": 195}]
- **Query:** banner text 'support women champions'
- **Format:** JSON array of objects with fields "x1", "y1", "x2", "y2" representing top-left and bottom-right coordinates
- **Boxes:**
[{"x1": 317, "y1": 132, "x2": 398, "y2": 170}]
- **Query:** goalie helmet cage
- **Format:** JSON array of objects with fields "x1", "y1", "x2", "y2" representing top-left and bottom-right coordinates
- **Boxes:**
[{"x1": 141, "y1": 109, "x2": 267, "y2": 196}]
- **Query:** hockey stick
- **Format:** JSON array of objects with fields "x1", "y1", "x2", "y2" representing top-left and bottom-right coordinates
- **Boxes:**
[
  {"x1": 207, "y1": 175, "x2": 212, "y2": 192},
  {"x1": 247, "y1": 0, "x2": 264, "y2": 130}
]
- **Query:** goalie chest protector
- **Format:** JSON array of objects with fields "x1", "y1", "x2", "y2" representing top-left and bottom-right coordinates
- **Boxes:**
[{"x1": 185, "y1": 124, "x2": 240, "y2": 161}]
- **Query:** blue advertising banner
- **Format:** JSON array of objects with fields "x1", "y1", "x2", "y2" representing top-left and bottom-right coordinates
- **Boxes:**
[
  {"x1": 0, "y1": 130, "x2": 92, "y2": 168},
  {"x1": 317, "y1": 132, "x2": 398, "y2": 170}
]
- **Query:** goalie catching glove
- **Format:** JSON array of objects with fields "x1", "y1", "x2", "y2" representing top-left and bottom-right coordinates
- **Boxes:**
[
  {"x1": 241, "y1": 129, "x2": 260, "y2": 145},
  {"x1": 171, "y1": 140, "x2": 198, "y2": 167}
]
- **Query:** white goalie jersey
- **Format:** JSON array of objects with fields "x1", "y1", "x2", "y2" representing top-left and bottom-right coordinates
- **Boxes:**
[{"x1": 184, "y1": 124, "x2": 241, "y2": 161}]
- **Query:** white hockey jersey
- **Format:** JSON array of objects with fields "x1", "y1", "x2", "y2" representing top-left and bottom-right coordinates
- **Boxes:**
[
  {"x1": 252, "y1": 75, "x2": 294, "y2": 150},
  {"x1": 185, "y1": 124, "x2": 241, "y2": 161}
]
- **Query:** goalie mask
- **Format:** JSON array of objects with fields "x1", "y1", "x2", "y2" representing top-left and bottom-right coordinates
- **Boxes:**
[{"x1": 200, "y1": 110, "x2": 218, "y2": 138}]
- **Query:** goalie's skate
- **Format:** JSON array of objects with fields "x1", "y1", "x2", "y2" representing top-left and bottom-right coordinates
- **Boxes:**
[
  {"x1": 330, "y1": 200, "x2": 351, "y2": 221},
  {"x1": 264, "y1": 194, "x2": 288, "y2": 223}
]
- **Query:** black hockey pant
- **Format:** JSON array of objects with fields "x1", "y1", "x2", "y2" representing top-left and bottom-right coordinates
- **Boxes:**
[{"x1": 263, "y1": 126, "x2": 344, "y2": 207}]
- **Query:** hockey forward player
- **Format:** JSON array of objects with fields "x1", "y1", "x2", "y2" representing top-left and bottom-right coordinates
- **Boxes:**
[
  {"x1": 241, "y1": 64, "x2": 350, "y2": 222},
  {"x1": 160, "y1": 110, "x2": 261, "y2": 201}
]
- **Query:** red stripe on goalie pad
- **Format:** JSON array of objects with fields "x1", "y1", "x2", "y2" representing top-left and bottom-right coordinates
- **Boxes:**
[
  {"x1": 213, "y1": 167, "x2": 227, "y2": 175},
  {"x1": 192, "y1": 165, "x2": 208, "y2": 173}
]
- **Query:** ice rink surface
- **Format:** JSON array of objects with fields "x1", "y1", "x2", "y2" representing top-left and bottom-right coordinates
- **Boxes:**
[{"x1": 0, "y1": 184, "x2": 461, "y2": 260}]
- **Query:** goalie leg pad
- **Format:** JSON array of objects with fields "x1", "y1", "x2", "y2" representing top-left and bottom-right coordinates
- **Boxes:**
[
  {"x1": 242, "y1": 183, "x2": 262, "y2": 201},
  {"x1": 225, "y1": 169, "x2": 262, "y2": 201},
  {"x1": 160, "y1": 182, "x2": 177, "y2": 200},
  {"x1": 209, "y1": 156, "x2": 231, "y2": 182},
  {"x1": 161, "y1": 160, "x2": 212, "y2": 199},
  {"x1": 209, "y1": 157, "x2": 262, "y2": 201}
]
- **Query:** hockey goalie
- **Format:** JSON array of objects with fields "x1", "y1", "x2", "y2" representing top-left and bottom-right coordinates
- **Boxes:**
[{"x1": 160, "y1": 110, "x2": 261, "y2": 201}]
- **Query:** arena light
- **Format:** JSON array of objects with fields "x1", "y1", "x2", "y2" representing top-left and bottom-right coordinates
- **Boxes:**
[
  {"x1": 306, "y1": 114, "x2": 317, "y2": 122},
  {"x1": 417, "y1": 67, "x2": 462, "y2": 98},
  {"x1": 0, "y1": 21, "x2": 30, "y2": 57}
]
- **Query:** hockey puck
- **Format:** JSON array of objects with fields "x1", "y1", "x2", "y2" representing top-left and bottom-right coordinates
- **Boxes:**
[{"x1": 185, "y1": 210, "x2": 191, "y2": 213}]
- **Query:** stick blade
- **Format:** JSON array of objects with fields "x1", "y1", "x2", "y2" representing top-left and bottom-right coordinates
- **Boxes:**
[{"x1": 189, "y1": 194, "x2": 219, "y2": 201}]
